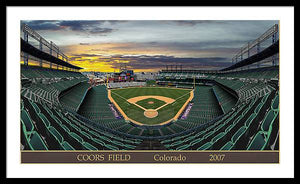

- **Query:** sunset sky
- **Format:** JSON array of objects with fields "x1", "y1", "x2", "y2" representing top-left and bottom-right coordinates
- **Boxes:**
[{"x1": 21, "y1": 20, "x2": 278, "y2": 72}]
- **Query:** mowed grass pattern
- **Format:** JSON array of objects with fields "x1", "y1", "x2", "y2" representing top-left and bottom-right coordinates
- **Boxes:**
[{"x1": 110, "y1": 87, "x2": 192, "y2": 125}]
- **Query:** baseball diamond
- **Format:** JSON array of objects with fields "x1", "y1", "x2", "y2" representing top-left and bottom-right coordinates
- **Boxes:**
[{"x1": 108, "y1": 87, "x2": 194, "y2": 126}]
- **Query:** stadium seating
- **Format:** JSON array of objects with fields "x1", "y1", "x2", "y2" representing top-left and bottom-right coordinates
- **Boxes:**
[
  {"x1": 217, "y1": 66, "x2": 279, "y2": 80},
  {"x1": 177, "y1": 85, "x2": 223, "y2": 127},
  {"x1": 21, "y1": 63, "x2": 279, "y2": 151},
  {"x1": 213, "y1": 85, "x2": 237, "y2": 113},
  {"x1": 160, "y1": 89, "x2": 278, "y2": 151},
  {"x1": 59, "y1": 82, "x2": 90, "y2": 112},
  {"x1": 21, "y1": 65, "x2": 88, "y2": 107},
  {"x1": 21, "y1": 96, "x2": 142, "y2": 150}
]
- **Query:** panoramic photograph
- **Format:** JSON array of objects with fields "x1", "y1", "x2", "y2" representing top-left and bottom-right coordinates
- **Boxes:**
[{"x1": 20, "y1": 20, "x2": 279, "y2": 155}]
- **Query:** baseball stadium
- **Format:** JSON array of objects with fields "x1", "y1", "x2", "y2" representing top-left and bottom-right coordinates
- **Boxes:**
[{"x1": 20, "y1": 22, "x2": 279, "y2": 151}]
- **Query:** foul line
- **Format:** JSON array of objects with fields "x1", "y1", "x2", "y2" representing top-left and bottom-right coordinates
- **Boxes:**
[
  {"x1": 173, "y1": 90, "x2": 194, "y2": 121},
  {"x1": 172, "y1": 90, "x2": 194, "y2": 104},
  {"x1": 110, "y1": 90, "x2": 129, "y2": 102},
  {"x1": 110, "y1": 90, "x2": 147, "y2": 110}
]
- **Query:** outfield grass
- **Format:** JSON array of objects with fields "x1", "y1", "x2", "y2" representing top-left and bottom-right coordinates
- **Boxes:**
[
  {"x1": 111, "y1": 87, "x2": 190, "y2": 99},
  {"x1": 110, "y1": 87, "x2": 192, "y2": 125},
  {"x1": 146, "y1": 80, "x2": 157, "y2": 86}
]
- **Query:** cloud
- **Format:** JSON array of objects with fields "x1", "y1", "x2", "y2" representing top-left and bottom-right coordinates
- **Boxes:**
[
  {"x1": 106, "y1": 40, "x2": 247, "y2": 53},
  {"x1": 21, "y1": 20, "x2": 62, "y2": 31},
  {"x1": 68, "y1": 56, "x2": 83, "y2": 61},
  {"x1": 68, "y1": 51, "x2": 232, "y2": 71},
  {"x1": 79, "y1": 43, "x2": 90, "y2": 45},
  {"x1": 89, "y1": 27, "x2": 114, "y2": 34},
  {"x1": 59, "y1": 20, "x2": 104, "y2": 31},
  {"x1": 72, "y1": 53, "x2": 100, "y2": 57},
  {"x1": 105, "y1": 20, "x2": 128, "y2": 24},
  {"x1": 168, "y1": 20, "x2": 226, "y2": 26},
  {"x1": 94, "y1": 55, "x2": 231, "y2": 70},
  {"x1": 22, "y1": 20, "x2": 116, "y2": 35}
]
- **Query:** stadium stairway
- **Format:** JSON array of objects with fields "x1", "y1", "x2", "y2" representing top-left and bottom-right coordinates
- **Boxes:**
[
  {"x1": 212, "y1": 84, "x2": 238, "y2": 114},
  {"x1": 59, "y1": 81, "x2": 90, "y2": 112}
]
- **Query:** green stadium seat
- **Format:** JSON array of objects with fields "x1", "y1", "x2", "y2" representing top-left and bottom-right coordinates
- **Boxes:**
[
  {"x1": 89, "y1": 130, "x2": 101, "y2": 138},
  {"x1": 197, "y1": 142, "x2": 213, "y2": 150},
  {"x1": 194, "y1": 130, "x2": 205, "y2": 138},
  {"x1": 266, "y1": 111, "x2": 279, "y2": 148},
  {"x1": 170, "y1": 140, "x2": 184, "y2": 147},
  {"x1": 31, "y1": 102, "x2": 41, "y2": 114},
  {"x1": 261, "y1": 110, "x2": 277, "y2": 132},
  {"x1": 225, "y1": 124, "x2": 234, "y2": 133},
  {"x1": 61, "y1": 141, "x2": 75, "y2": 150},
  {"x1": 254, "y1": 102, "x2": 263, "y2": 114},
  {"x1": 262, "y1": 92, "x2": 270, "y2": 103},
  {"x1": 93, "y1": 138, "x2": 105, "y2": 146},
  {"x1": 51, "y1": 115, "x2": 63, "y2": 125},
  {"x1": 98, "y1": 135, "x2": 112, "y2": 143},
  {"x1": 247, "y1": 131, "x2": 267, "y2": 150},
  {"x1": 220, "y1": 141, "x2": 234, "y2": 150},
  {"x1": 271, "y1": 95, "x2": 279, "y2": 111},
  {"x1": 69, "y1": 123, "x2": 81, "y2": 132},
  {"x1": 163, "y1": 143, "x2": 171, "y2": 148},
  {"x1": 242, "y1": 106, "x2": 250, "y2": 116},
  {"x1": 214, "y1": 123, "x2": 225, "y2": 132},
  {"x1": 21, "y1": 100, "x2": 24, "y2": 110},
  {"x1": 81, "y1": 131, "x2": 92, "y2": 140},
  {"x1": 77, "y1": 123, "x2": 90, "y2": 132},
  {"x1": 49, "y1": 126, "x2": 64, "y2": 143},
  {"x1": 112, "y1": 140, "x2": 124, "y2": 147},
  {"x1": 176, "y1": 144, "x2": 191, "y2": 150},
  {"x1": 29, "y1": 132, "x2": 48, "y2": 150},
  {"x1": 38, "y1": 113, "x2": 51, "y2": 127},
  {"x1": 21, "y1": 121, "x2": 30, "y2": 149},
  {"x1": 104, "y1": 144, "x2": 119, "y2": 150},
  {"x1": 83, "y1": 142, "x2": 98, "y2": 150},
  {"x1": 182, "y1": 135, "x2": 195, "y2": 143},
  {"x1": 44, "y1": 105, "x2": 53, "y2": 116},
  {"x1": 69, "y1": 132, "x2": 84, "y2": 143},
  {"x1": 21, "y1": 110, "x2": 34, "y2": 133},
  {"x1": 123, "y1": 144, "x2": 136, "y2": 150},
  {"x1": 211, "y1": 132, "x2": 225, "y2": 143},
  {"x1": 231, "y1": 126, "x2": 247, "y2": 144},
  {"x1": 60, "y1": 124, "x2": 70, "y2": 133},
  {"x1": 203, "y1": 131, "x2": 214, "y2": 140},
  {"x1": 190, "y1": 137, "x2": 203, "y2": 146},
  {"x1": 232, "y1": 115, "x2": 242, "y2": 125},
  {"x1": 232, "y1": 113, "x2": 259, "y2": 150},
  {"x1": 244, "y1": 113, "x2": 256, "y2": 127}
]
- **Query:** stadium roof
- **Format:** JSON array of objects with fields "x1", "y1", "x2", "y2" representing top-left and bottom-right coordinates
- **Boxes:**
[
  {"x1": 220, "y1": 40, "x2": 279, "y2": 71},
  {"x1": 21, "y1": 38, "x2": 83, "y2": 70}
]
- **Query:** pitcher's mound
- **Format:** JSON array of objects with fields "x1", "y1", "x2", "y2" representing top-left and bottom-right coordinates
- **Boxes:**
[
  {"x1": 148, "y1": 101, "x2": 154, "y2": 104},
  {"x1": 144, "y1": 109, "x2": 158, "y2": 118}
]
